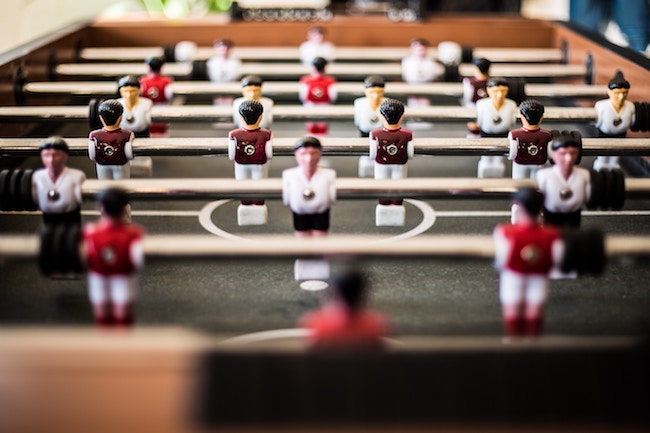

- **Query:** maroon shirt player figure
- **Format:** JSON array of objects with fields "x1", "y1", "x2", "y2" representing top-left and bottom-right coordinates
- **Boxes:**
[
  {"x1": 228, "y1": 99, "x2": 273, "y2": 225},
  {"x1": 88, "y1": 99, "x2": 135, "y2": 180},
  {"x1": 299, "y1": 56, "x2": 337, "y2": 135},
  {"x1": 300, "y1": 269, "x2": 388, "y2": 352},
  {"x1": 139, "y1": 56, "x2": 173, "y2": 137},
  {"x1": 369, "y1": 98, "x2": 414, "y2": 226},
  {"x1": 493, "y1": 187, "x2": 563, "y2": 337},
  {"x1": 508, "y1": 99, "x2": 552, "y2": 179},
  {"x1": 462, "y1": 57, "x2": 491, "y2": 107},
  {"x1": 83, "y1": 188, "x2": 144, "y2": 327}
]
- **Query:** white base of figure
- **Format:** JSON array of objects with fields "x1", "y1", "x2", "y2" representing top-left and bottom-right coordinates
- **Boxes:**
[
  {"x1": 478, "y1": 155, "x2": 506, "y2": 178},
  {"x1": 294, "y1": 258, "x2": 330, "y2": 281},
  {"x1": 237, "y1": 204, "x2": 268, "y2": 226},
  {"x1": 406, "y1": 97, "x2": 433, "y2": 130},
  {"x1": 130, "y1": 156, "x2": 153, "y2": 178},
  {"x1": 549, "y1": 267, "x2": 578, "y2": 280},
  {"x1": 511, "y1": 162, "x2": 543, "y2": 180},
  {"x1": 593, "y1": 156, "x2": 620, "y2": 171},
  {"x1": 358, "y1": 155, "x2": 374, "y2": 177},
  {"x1": 96, "y1": 163, "x2": 131, "y2": 180},
  {"x1": 376, "y1": 204, "x2": 405, "y2": 226}
]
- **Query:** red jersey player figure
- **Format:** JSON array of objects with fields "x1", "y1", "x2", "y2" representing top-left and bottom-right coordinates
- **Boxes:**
[
  {"x1": 507, "y1": 99, "x2": 552, "y2": 179},
  {"x1": 493, "y1": 187, "x2": 563, "y2": 338},
  {"x1": 88, "y1": 99, "x2": 135, "y2": 180},
  {"x1": 370, "y1": 98, "x2": 414, "y2": 226},
  {"x1": 228, "y1": 99, "x2": 273, "y2": 225},
  {"x1": 300, "y1": 268, "x2": 388, "y2": 351},
  {"x1": 299, "y1": 56, "x2": 337, "y2": 135},
  {"x1": 462, "y1": 57, "x2": 491, "y2": 108},
  {"x1": 139, "y1": 56, "x2": 173, "y2": 137},
  {"x1": 83, "y1": 187, "x2": 144, "y2": 327}
]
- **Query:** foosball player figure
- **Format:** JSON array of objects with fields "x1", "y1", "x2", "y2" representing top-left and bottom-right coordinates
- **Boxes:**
[
  {"x1": 88, "y1": 99, "x2": 135, "y2": 180},
  {"x1": 508, "y1": 99, "x2": 552, "y2": 179},
  {"x1": 282, "y1": 137, "x2": 336, "y2": 281},
  {"x1": 401, "y1": 38, "x2": 444, "y2": 85},
  {"x1": 117, "y1": 75, "x2": 153, "y2": 177},
  {"x1": 206, "y1": 38, "x2": 242, "y2": 83},
  {"x1": 117, "y1": 75, "x2": 152, "y2": 138},
  {"x1": 462, "y1": 57, "x2": 491, "y2": 108},
  {"x1": 354, "y1": 75, "x2": 386, "y2": 177},
  {"x1": 370, "y1": 98, "x2": 413, "y2": 226},
  {"x1": 535, "y1": 132, "x2": 590, "y2": 231},
  {"x1": 469, "y1": 78, "x2": 517, "y2": 178},
  {"x1": 593, "y1": 71, "x2": 635, "y2": 171},
  {"x1": 299, "y1": 56, "x2": 337, "y2": 135},
  {"x1": 232, "y1": 75, "x2": 274, "y2": 130},
  {"x1": 82, "y1": 187, "x2": 144, "y2": 327},
  {"x1": 32, "y1": 136, "x2": 86, "y2": 227},
  {"x1": 493, "y1": 187, "x2": 563, "y2": 337},
  {"x1": 228, "y1": 99, "x2": 273, "y2": 225},
  {"x1": 300, "y1": 268, "x2": 388, "y2": 352},
  {"x1": 299, "y1": 25, "x2": 335, "y2": 67},
  {"x1": 206, "y1": 38, "x2": 242, "y2": 106},
  {"x1": 401, "y1": 38, "x2": 444, "y2": 129},
  {"x1": 139, "y1": 56, "x2": 173, "y2": 137}
]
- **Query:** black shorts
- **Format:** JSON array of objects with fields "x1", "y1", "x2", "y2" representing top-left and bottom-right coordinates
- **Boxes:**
[
  {"x1": 43, "y1": 208, "x2": 82, "y2": 227},
  {"x1": 293, "y1": 209, "x2": 330, "y2": 232}
]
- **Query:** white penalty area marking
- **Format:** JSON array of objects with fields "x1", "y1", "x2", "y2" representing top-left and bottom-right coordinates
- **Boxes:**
[
  {"x1": 299, "y1": 280, "x2": 330, "y2": 291},
  {"x1": 197, "y1": 198, "x2": 437, "y2": 242},
  {"x1": 218, "y1": 327, "x2": 403, "y2": 346},
  {"x1": 219, "y1": 328, "x2": 311, "y2": 345}
]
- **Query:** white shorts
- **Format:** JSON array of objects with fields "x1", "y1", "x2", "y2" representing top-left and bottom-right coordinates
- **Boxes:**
[
  {"x1": 88, "y1": 272, "x2": 137, "y2": 305},
  {"x1": 499, "y1": 269, "x2": 548, "y2": 306}
]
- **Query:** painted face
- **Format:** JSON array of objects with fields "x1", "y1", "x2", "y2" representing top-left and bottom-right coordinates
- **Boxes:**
[
  {"x1": 40, "y1": 148, "x2": 67, "y2": 173},
  {"x1": 294, "y1": 146, "x2": 321, "y2": 175},
  {"x1": 411, "y1": 42, "x2": 427, "y2": 59},
  {"x1": 487, "y1": 85, "x2": 509, "y2": 103},
  {"x1": 242, "y1": 85, "x2": 262, "y2": 100},
  {"x1": 119, "y1": 85, "x2": 140, "y2": 104},
  {"x1": 608, "y1": 88, "x2": 629, "y2": 110},
  {"x1": 552, "y1": 146, "x2": 580, "y2": 172},
  {"x1": 215, "y1": 43, "x2": 230, "y2": 57},
  {"x1": 308, "y1": 30, "x2": 324, "y2": 43},
  {"x1": 364, "y1": 86, "x2": 384, "y2": 106}
]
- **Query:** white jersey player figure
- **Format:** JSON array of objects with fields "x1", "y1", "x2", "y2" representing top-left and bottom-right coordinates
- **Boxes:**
[
  {"x1": 401, "y1": 38, "x2": 444, "y2": 129},
  {"x1": 536, "y1": 133, "x2": 591, "y2": 231},
  {"x1": 468, "y1": 78, "x2": 518, "y2": 178},
  {"x1": 117, "y1": 75, "x2": 153, "y2": 177},
  {"x1": 593, "y1": 71, "x2": 636, "y2": 171},
  {"x1": 299, "y1": 26, "x2": 335, "y2": 67},
  {"x1": 282, "y1": 137, "x2": 336, "y2": 283},
  {"x1": 32, "y1": 136, "x2": 86, "y2": 227},
  {"x1": 206, "y1": 38, "x2": 242, "y2": 106},
  {"x1": 354, "y1": 75, "x2": 387, "y2": 177}
]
